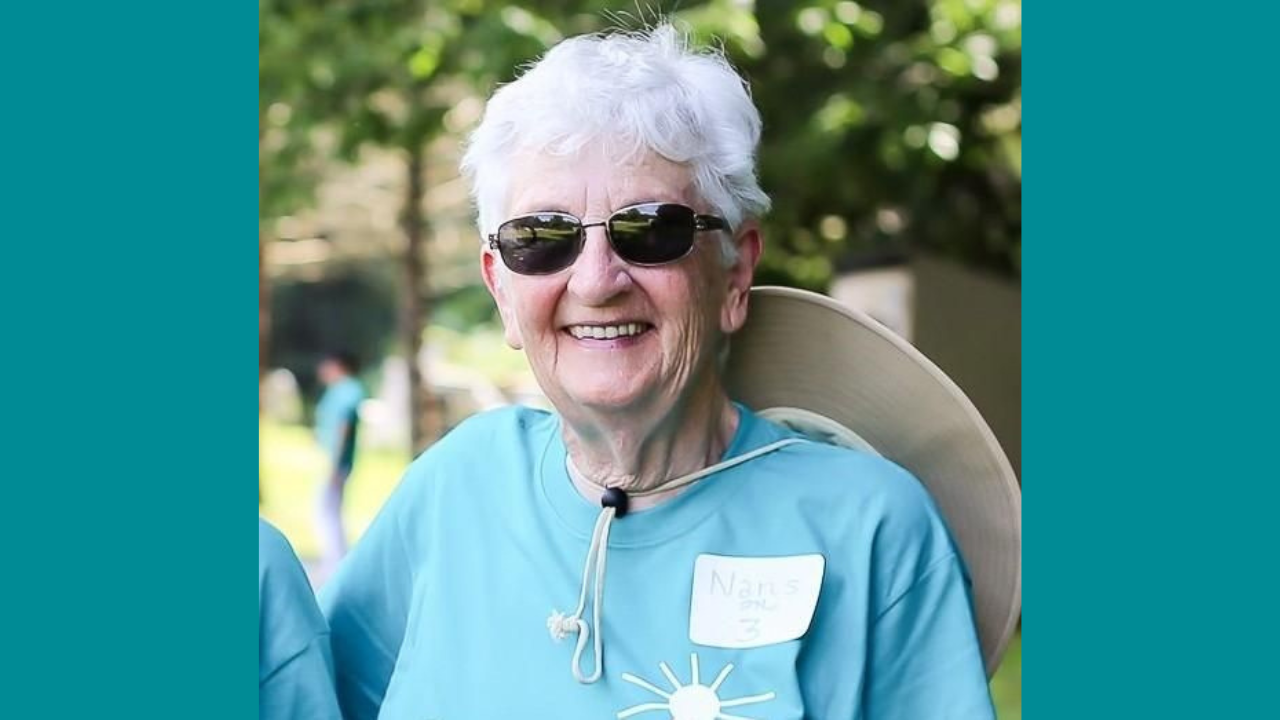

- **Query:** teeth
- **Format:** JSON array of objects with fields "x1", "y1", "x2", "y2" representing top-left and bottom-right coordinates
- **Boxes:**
[{"x1": 569, "y1": 323, "x2": 647, "y2": 339}]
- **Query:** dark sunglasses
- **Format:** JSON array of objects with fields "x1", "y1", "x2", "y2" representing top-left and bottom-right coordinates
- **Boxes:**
[{"x1": 487, "y1": 202, "x2": 728, "y2": 275}]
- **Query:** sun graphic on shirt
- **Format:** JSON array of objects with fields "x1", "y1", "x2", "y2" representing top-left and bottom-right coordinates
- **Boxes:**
[{"x1": 616, "y1": 653, "x2": 776, "y2": 720}]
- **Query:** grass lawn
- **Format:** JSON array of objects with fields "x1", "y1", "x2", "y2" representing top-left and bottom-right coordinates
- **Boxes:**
[
  {"x1": 990, "y1": 630, "x2": 1021, "y2": 719},
  {"x1": 259, "y1": 419, "x2": 1020, "y2": 718},
  {"x1": 259, "y1": 420, "x2": 410, "y2": 560}
]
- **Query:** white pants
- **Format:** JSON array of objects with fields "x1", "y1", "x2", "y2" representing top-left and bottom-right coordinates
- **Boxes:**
[{"x1": 316, "y1": 468, "x2": 351, "y2": 574}]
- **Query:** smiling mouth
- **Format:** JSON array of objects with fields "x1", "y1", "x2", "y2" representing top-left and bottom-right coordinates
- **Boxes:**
[{"x1": 565, "y1": 322, "x2": 652, "y2": 340}]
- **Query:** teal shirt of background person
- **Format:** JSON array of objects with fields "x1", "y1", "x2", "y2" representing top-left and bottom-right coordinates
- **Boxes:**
[
  {"x1": 315, "y1": 377, "x2": 364, "y2": 469},
  {"x1": 320, "y1": 405, "x2": 994, "y2": 720},
  {"x1": 259, "y1": 519, "x2": 341, "y2": 720}
]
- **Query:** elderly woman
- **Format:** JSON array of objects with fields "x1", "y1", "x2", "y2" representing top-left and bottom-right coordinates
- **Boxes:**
[{"x1": 322, "y1": 25, "x2": 998, "y2": 719}]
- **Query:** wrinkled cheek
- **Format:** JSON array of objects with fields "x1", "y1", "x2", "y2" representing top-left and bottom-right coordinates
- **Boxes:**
[
  {"x1": 517, "y1": 322, "x2": 559, "y2": 375},
  {"x1": 666, "y1": 320, "x2": 706, "y2": 391}
]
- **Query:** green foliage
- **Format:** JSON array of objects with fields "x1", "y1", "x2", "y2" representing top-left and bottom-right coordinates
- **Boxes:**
[
  {"x1": 644, "y1": 0, "x2": 1022, "y2": 283},
  {"x1": 260, "y1": 0, "x2": 1021, "y2": 292},
  {"x1": 260, "y1": 0, "x2": 326, "y2": 218},
  {"x1": 432, "y1": 283, "x2": 501, "y2": 331},
  {"x1": 260, "y1": 0, "x2": 585, "y2": 172},
  {"x1": 731, "y1": 0, "x2": 1022, "y2": 282}
]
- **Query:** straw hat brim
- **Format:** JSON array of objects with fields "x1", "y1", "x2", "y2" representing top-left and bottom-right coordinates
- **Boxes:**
[{"x1": 725, "y1": 286, "x2": 1022, "y2": 676}]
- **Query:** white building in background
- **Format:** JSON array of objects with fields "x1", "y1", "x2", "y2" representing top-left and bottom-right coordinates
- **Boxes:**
[
  {"x1": 831, "y1": 255, "x2": 1020, "y2": 478},
  {"x1": 830, "y1": 264, "x2": 916, "y2": 342},
  {"x1": 356, "y1": 356, "x2": 411, "y2": 451}
]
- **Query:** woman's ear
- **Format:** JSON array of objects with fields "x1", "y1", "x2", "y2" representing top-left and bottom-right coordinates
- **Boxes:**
[
  {"x1": 721, "y1": 221, "x2": 763, "y2": 334},
  {"x1": 481, "y1": 249, "x2": 524, "y2": 350}
]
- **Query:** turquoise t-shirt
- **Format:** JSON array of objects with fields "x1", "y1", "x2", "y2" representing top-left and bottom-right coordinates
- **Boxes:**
[
  {"x1": 321, "y1": 406, "x2": 993, "y2": 719},
  {"x1": 258, "y1": 519, "x2": 341, "y2": 720},
  {"x1": 314, "y1": 377, "x2": 364, "y2": 467}
]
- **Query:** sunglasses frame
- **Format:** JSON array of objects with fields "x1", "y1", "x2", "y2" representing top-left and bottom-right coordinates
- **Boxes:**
[{"x1": 487, "y1": 202, "x2": 728, "y2": 275}]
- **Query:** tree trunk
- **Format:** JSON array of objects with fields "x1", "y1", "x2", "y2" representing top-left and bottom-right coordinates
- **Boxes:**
[{"x1": 401, "y1": 143, "x2": 439, "y2": 454}]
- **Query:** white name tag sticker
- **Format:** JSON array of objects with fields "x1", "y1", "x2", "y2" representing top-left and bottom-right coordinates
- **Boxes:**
[{"x1": 689, "y1": 553, "x2": 825, "y2": 649}]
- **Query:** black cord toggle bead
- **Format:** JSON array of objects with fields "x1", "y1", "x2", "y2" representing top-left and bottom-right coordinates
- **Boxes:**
[{"x1": 601, "y1": 486, "x2": 629, "y2": 518}]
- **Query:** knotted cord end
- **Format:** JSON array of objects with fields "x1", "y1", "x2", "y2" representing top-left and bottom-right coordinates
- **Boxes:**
[{"x1": 547, "y1": 610, "x2": 581, "y2": 641}]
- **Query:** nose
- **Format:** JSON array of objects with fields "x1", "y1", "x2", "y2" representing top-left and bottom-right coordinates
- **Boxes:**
[{"x1": 565, "y1": 224, "x2": 632, "y2": 304}]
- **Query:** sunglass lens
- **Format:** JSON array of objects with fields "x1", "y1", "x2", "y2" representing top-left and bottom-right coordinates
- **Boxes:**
[
  {"x1": 608, "y1": 204, "x2": 696, "y2": 265},
  {"x1": 498, "y1": 215, "x2": 582, "y2": 274}
]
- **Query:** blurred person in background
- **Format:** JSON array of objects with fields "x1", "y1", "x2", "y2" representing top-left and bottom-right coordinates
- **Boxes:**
[
  {"x1": 313, "y1": 350, "x2": 364, "y2": 575},
  {"x1": 320, "y1": 24, "x2": 1015, "y2": 720},
  {"x1": 259, "y1": 518, "x2": 341, "y2": 719}
]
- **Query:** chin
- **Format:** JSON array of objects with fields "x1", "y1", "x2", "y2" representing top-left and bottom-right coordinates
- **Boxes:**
[{"x1": 562, "y1": 383, "x2": 651, "y2": 413}]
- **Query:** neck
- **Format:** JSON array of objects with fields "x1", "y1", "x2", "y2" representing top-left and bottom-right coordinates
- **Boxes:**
[{"x1": 561, "y1": 386, "x2": 740, "y2": 512}]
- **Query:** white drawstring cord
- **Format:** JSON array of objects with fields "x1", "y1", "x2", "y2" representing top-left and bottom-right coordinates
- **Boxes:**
[
  {"x1": 547, "y1": 503, "x2": 616, "y2": 682},
  {"x1": 548, "y1": 437, "x2": 803, "y2": 683}
]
